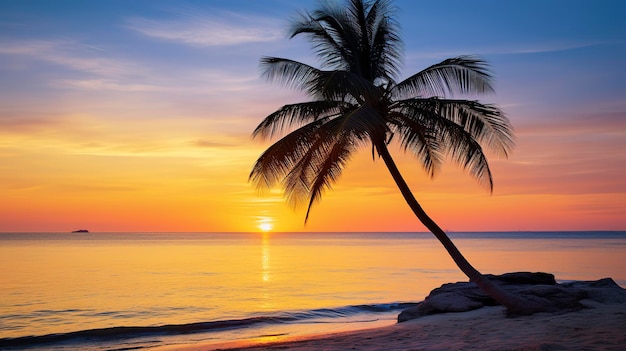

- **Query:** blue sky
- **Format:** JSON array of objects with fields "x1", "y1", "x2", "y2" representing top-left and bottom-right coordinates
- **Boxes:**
[
  {"x1": 1, "y1": 0, "x2": 625, "y2": 231},
  {"x1": 2, "y1": 0, "x2": 623, "y2": 127}
]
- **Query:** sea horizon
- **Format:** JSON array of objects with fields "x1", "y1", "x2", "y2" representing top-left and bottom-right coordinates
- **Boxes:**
[
  {"x1": 2, "y1": 230, "x2": 625, "y2": 233},
  {"x1": 3, "y1": 230, "x2": 626, "y2": 239}
]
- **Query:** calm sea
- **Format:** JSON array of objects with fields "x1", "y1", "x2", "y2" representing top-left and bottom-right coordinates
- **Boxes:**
[{"x1": 1, "y1": 231, "x2": 625, "y2": 350}]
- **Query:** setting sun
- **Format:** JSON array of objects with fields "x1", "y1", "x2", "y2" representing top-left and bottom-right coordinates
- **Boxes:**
[
  {"x1": 257, "y1": 218, "x2": 274, "y2": 232},
  {"x1": 258, "y1": 222, "x2": 273, "y2": 231},
  {"x1": 256, "y1": 215, "x2": 275, "y2": 232}
]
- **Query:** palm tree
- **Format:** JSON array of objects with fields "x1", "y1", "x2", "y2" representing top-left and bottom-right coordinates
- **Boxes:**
[{"x1": 250, "y1": 0, "x2": 545, "y2": 314}]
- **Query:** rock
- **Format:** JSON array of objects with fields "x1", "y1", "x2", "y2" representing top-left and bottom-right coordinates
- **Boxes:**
[
  {"x1": 514, "y1": 284, "x2": 587, "y2": 313},
  {"x1": 398, "y1": 272, "x2": 626, "y2": 322},
  {"x1": 486, "y1": 271, "x2": 556, "y2": 285},
  {"x1": 561, "y1": 278, "x2": 626, "y2": 304},
  {"x1": 423, "y1": 292, "x2": 484, "y2": 311}
]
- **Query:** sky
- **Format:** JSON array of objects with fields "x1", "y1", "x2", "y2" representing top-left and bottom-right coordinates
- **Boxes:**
[{"x1": 1, "y1": 0, "x2": 624, "y2": 233}]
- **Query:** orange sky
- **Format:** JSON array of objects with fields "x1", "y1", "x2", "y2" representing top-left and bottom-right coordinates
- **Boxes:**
[{"x1": 1, "y1": 1, "x2": 624, "y2": 232}]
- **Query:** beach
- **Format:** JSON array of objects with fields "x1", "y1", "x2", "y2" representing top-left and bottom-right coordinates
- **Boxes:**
[{"x1": 179, "y1": 300, "x2": 626, "y2": 351}]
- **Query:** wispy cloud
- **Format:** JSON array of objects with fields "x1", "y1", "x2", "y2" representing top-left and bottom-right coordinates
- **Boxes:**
[
  {"x1": 0, "y1": 114, "x2": 62, "y2": 133},
  {"x1": 405, "y1": 40, "x2": 617, "y2": 62},
  {"x1": 61, "y1": 79, "x2": 162, "y2": 92},
  {"x1": 0, "y1": 39, "x2": 58, "y2": 55},
  {"x1": 125, "y1": 10, "x2": 283, "y2": 47},
  {"x1": 0, "y1": 39, "x2": 148, "y2": 79},
  {"x1": 192, "y1": 139, "x2": 240, "y2": 148},
  {"x1": 503, "y1": 40, "x2": 616, "y2": 54},
  {"x1": 0, "y1": 38, "x2": 264, "y2": 95}
]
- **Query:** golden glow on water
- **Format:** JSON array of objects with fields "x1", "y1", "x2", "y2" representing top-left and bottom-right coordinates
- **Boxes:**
[
  {"x1": 0, "y1": 233, "x2": 625, "y2": 340},
  {"x1": 262, "y1": 232, "x2": 271, "y2": 283}
]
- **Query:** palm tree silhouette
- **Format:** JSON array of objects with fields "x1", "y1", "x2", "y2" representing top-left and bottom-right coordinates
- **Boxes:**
[{"x1": 250, "y1": 0, "x2": 544, "y2": 314}]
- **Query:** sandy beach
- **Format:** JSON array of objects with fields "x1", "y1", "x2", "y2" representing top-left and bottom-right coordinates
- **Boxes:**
[{"x1": 163, "y1": 300, "x2": 625, "y2": 351}]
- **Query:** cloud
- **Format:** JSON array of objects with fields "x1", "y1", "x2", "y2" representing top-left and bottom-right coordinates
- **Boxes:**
[
  {"x1": 0, "y1": 38, "x2": 263, "y2": 95},
  {"x1": 125, "y1": 11, "x2": 283, "y2": 47},
  {"x1": 53, "y1": 183, "x2": 139, "y2": 193},
  {"x1": 503, "y1": 40, "x2": 616, "y2": 55},
  {"x1": 0, "y1": 114, "x2": 62, "y2": 133},
  {"x1": 0, "y1": 39, "x2": 148, "y2": 79},
  {"x1": 405, "y1": 40, "x2": 616, "y2": 62},
  {"x1": 0, "y1": 40, "x2": 58, "y2": 55},
  {"x1": 515, "y1": 110, "x2": 626, "y2": 137},
  {"x1": 61, "y1": 79, "x2": 162, "y2": 92},
  {"x1": 192, "y1": 139, "x2": 240, "y2": 148}
]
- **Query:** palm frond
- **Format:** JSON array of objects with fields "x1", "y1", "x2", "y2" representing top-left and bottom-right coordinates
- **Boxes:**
[
  {"x1": 260, "y1": 57, "x2": 321, "y2": 93},
  {"x1": 394, "y1": 98, "x2": 514, "y2": 157},
  {"x1": 391, "y1": 101, "x2": 495, "y2": 189},
  {"x1": 303, "y1": 131, "x2": 357, "y2": 222},
  {"x1": 282, "y1": 126, "x2": 334, "y2": 209},
  {"x1": 337, "y1": 103, "x2": 389, "y2": 141},
  {"x1": 435, "y1": 99, "x2": 514, "y2": 157},
  {"x1": 444, "y1": 130, "x2": 494, "y2": 191},
  {"x1": 387, "y1": 110, "x2": 444, "y2": 177},
  {"x1": 252, "y1": 101, "x2": 342, "y2": 140},
  {"x1": 261, "y1": 57, "x2": 379, "y2": 102},
  {"x1": 393, "y1": 56, "x2": 494, "y2": 98},
  {"x1": 289, "y1": 10, "x2": 350, "y2": 70},
  {"x1": 250, "y1": 117, "x2": 361, "y2": 218},
  {"x1": 249, "y1": 120, "x2": 325, "y2": 191},
  {"x1": 314, "y1": 70, "x2": 382, "y2": 103},
  {"x1": 289, "y1": 0, "x2": 402, "y2": 83},
  {"x1": 365, "y1": 0, "x2": 402, "y2": 81}
]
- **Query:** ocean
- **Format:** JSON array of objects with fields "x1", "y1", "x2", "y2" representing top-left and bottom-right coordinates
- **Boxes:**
[{"x1": 1, "y1": 231, "x2": 625, "y2": 350}]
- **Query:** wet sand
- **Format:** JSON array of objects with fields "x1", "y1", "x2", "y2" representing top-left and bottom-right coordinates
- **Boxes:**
[{"x1": 159, "y1": 299, "x2": 625, "y2": 351}]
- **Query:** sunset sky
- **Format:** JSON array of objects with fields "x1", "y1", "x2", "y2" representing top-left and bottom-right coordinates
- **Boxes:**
[{"x1": 1, "y1": 0, "x2": 624, "y2": 233}]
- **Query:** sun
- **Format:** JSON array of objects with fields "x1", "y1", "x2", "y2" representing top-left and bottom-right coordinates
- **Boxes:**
[
  {"x1": 258, "y1": 222, "x2": 273, "y2": 232},
  {"x1": 256, "y1": 215, "x2": 275, "y2": 232}
]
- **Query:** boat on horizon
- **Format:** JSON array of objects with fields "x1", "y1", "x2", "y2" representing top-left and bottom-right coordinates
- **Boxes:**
[{"x1": 71, "y1": 229, "x2": 89, "y2": 233}]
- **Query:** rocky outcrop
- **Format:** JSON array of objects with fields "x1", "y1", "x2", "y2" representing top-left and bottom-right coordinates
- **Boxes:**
[{"x1": 398, "y1": 272, "x2": 626, "y2": 322}]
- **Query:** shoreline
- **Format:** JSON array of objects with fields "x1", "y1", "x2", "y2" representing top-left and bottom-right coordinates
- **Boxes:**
[{"x1": 155, "y1": 301, "x2": 626, "y2": 351}]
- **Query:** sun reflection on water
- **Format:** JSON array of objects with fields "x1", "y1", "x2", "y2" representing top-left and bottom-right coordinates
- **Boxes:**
[{"x1": 261, "y1": 232, "x2": 270, "y2": 283}]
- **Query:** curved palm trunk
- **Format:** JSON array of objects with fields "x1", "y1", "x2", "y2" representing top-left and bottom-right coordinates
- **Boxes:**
[{"x1": 375, "y1": 141, "x2": 542, "y2": 314}]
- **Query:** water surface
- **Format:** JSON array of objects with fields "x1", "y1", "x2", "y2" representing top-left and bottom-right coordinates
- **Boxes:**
[{"x1": 1, "y1": 231, "x2": 624, "y2": 350}]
